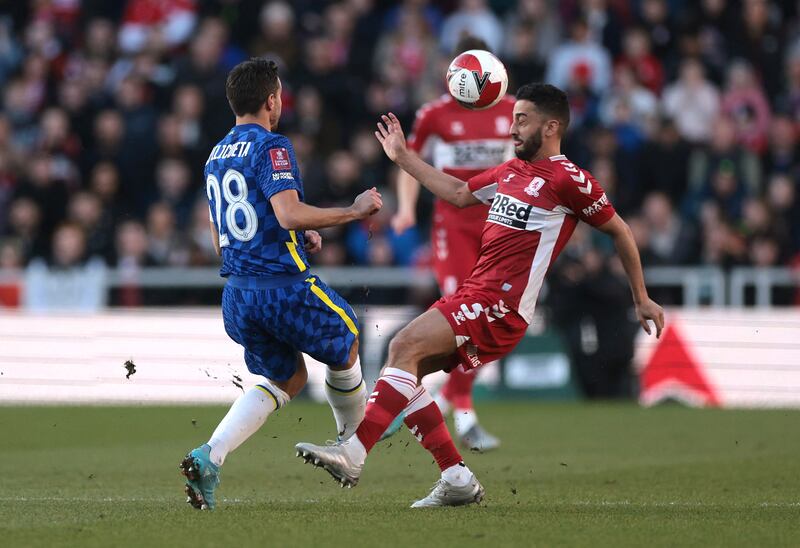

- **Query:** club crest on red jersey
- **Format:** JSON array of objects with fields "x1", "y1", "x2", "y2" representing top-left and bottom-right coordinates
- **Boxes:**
[{"x1": 524, "y1": 177, "x2": 546, "y2": 197}]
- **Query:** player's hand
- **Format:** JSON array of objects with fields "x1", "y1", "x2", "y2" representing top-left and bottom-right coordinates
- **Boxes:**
[
  {"x1": 352, "y1": 187, "x2": 383, "y2": 219},
  {"x1": 391, "y1": 210, "x2": 416, "y2": 235},
  {"x1": 375, "y1": 112, "x2": 407, "y2": 163},
  {"x1": 304, "y1": 230, "x2": 322, "y2": 254},
  {"x1": 636, "y1": 298, "x2": 665, "y2": 338}
]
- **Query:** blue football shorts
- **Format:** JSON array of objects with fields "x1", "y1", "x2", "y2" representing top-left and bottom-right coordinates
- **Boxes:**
[{"x1": 221, "y1": 273, "x2": 359, "y2": 382}]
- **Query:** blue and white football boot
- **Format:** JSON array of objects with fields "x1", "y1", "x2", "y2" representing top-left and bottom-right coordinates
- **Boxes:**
[{"x1": 179, "y1": 444, "x2": 220, "y2": 510}]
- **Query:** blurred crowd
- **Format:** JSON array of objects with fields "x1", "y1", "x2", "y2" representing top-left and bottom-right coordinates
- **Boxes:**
[{"x1": 0, "y1": 0, "x2": 799, "y2": 308}]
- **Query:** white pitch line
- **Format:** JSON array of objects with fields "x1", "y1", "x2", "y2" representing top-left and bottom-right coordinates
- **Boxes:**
[{"x1": 0, "y1": 497, "x2": 797, "y2": 508}]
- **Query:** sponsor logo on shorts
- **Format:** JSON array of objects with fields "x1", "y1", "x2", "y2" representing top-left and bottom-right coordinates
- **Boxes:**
[
  {"x1": 582, "y1": 193, "x2": 609, "y2": 217},
  {"x1": 450, "y1": 300, "x2": 511, "y2": 325},
  {"x1": 465, "y1": 344, "x2": 482, "y2": 369},
  {"x1": 487, "y1": 193, "x2": 533, "y2": 230}
]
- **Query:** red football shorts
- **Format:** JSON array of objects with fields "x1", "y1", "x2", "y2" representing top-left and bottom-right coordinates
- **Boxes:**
[{"x1": 430, "y1": 288, "x2": 528, "y2": 372}]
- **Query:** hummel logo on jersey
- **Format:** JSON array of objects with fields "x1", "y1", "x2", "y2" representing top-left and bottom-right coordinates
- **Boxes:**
[
  {"x1": 450, "y1": 300, "x2": 511, "y2": 325},
  {"x1": 502, "y1": 173, "x2": 516, "y2": 183},
  {"x1": 561, "y1": 161, "x2": 592, "y2": 194},
  {"x1": 488, "y1": 193, "x2": 533, "y2": 230},
  {"x1": 582, "y1": 193, "x2": 609, "y2": 217},
  {"x1": 524, "y1": 177, "x2": 546, "y2": 197}
]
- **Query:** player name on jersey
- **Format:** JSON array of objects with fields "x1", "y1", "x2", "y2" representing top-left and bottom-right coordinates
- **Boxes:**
[
  {"x1": 431, "y1": 139, "x2": 512, "y2": 170},
  {"x1": 206, "y1": 141, "x2": 253, "y2": 164}
]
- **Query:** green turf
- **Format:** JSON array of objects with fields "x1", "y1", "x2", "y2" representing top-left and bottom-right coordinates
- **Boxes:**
[{"x1": 2, "y1": 402, "x2": 798, "y2": 547}]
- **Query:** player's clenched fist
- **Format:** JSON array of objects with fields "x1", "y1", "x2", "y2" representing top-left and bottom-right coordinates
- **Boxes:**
[
  {"x1": 375, "y1": 113, "x2": 407, "y2": 162},
  {"x1": 304, "y1": 230, "x2": 322, "y2": 254},
  {"x1": 352, "y1": 187, "x2": 383, "y2": 218}
]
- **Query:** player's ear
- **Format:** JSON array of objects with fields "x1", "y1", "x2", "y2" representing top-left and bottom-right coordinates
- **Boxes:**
[{"x1": 267, "y1": 93, "x2": 275, "y2": 112}]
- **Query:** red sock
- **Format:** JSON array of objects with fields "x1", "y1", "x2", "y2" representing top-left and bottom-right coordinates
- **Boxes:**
[
  {"x1": 404, "y1": 387, "x2": 463, "y2": 471},
  {"x1": 354, "y1": 367, "x2": 417, "y2": 453},
  {"x1": 440, "y1": 366, "x2": 475, "y2": 410}
]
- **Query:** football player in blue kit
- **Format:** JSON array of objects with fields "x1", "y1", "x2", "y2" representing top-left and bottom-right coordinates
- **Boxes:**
[{"x1": 180, "y1": 58, "x2": 382, "y2": 510}]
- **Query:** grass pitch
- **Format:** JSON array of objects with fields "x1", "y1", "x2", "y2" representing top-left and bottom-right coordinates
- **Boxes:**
[{"x1": 2, "y1": 401, "x2": 798, "y2": 547}]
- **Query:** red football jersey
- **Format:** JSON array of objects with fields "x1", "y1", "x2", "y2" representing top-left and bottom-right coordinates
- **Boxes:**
[
  {"x1": 407, "y1": 94, "x2": 516, "y2": 233},
  {"x1": 463, "y1": 154, "x2": 616, "y2": 323}
]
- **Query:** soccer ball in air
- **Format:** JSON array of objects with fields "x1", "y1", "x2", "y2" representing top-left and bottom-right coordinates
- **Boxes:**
[{"x1": 446, "y1": 49, "x2": 508, "y2": 110}]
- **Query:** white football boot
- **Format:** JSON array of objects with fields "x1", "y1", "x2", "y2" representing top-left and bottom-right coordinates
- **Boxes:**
[
  {"x1": 295, "y1": 441, "x2": 362, "y2": 488},
  {"x1": 410, "y1": 474, "x2": 485, "y2": 508},
  {"x1": 459, "y1": 424, "x2": 501, "y2": 453}
]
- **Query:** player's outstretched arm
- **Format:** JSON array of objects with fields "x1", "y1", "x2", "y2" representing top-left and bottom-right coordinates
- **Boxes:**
[
  {"x1": 597, "y1": 213, "x2": 665, "y2": 338},
  {"x1": 270, "y1": 188, "x2": 382, "y2": 231},
  {"x1": 376, "y1": 113, "x2": 480, "y2": 209},
  {"x1": 392, "y1": 168, "x2": 420, "y2": 235}
]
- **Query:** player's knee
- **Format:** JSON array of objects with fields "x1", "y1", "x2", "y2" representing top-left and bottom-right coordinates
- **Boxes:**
[{"x1": 388, "y1": 327, "x2": 426, "y2": 364}]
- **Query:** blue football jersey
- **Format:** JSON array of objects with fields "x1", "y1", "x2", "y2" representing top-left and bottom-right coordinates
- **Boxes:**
[{"x1": 204, "y1": 124, "x2": 310, "y2": 278}]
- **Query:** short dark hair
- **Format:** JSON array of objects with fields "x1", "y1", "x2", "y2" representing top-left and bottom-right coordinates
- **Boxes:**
[
  {"x1": 516, "y1": 83, "x2": 570, "y2": 133},
  {"x1": 225, "y1": 58, "x2": 280, "y2": 117},
  {"x1": 454, "y1": 35, "x2": 490, "y2": 56}
]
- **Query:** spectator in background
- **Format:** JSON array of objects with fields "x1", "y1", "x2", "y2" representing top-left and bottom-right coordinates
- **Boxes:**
[
  {"x1": 732, "y1": 0, "x2": 783, "y2": 98},
  {"x1": 66, "y1": 190, "x2": 114, "y2": 261},
  {"x1": 662, "y1": 57, "x2": 720, "y2": 144},
  {"x1": 89, "y1": 162, "x2": 123, "y2": 221},
  {"x1": 766, "y1": 173, "x2": 800, "y2": 253},
  {"x1": 763, "y1": 115, "x2": 798, "y2": 177},
  {"x1": 373, "y1": 8, "x2": 439, "y2": 103},
  {"x1": 641, "y1": 192, "x2": 700, "y2": 265},
  {"x1": 114, "y1": 219, "x2": 154, "y2": 306},
  {"x1": 14, "y1": 154, "x2": 69, "y2": 237},
  {"x1": 546, "y1": 17, "x2": 612, "y2": 95},
  {"x1": 250, "y1": 2, "x2": 298, "y2": 68},
  {"x1": 24, "y1": 223, "x2": 107, "y2": 311},
  {"x1": 346, "y1": 194, "x2": 420, "y2": 267},
  {"x1": 616, "y1": 26, "x2": 664, "y2": 94},
  {"x1": 778, "y1": 44, "x2": 800, "y2": 122},
  {"x1": 600, "y1": 65, "x2": 658, "y2": 139},
  {"x1": 118, "y1": 0, "x2": 197, "y2": 55},
  {"x1": 636, "y1": 117, "x2": 691, "y2": 199},
  {"x1": 153, "y1": 157, "x2": 194, "y2": 227},
  {"x1": 502, "y1": 0, "x2": 561, "y2": 60},
  {"x1": 440, "y1": 0, "x2": 504, "y2": 54},
  {"x1": 0, "y1": 17, "x2": 23, "y2": 87},
  {"x1": 503, "y1": 22, "x2": 546, "y2": 89},
  {"x1": 4, "y1": 197, "x2": 47, "y2": 261},
  {"x1": 548, "y1": 231, "x2": 639, "y2": 399},
  {"x1": 686, "y1": 115, "x2": 762, "y2": 217},
  {"x1": 638, "y1": 0, "x2": 676, "y2": 61},
  {"x1": 146, "y1": 201, "x2": 189, "y2": 266},
  {"x1": 721, "y1": 60, "x2": 772, "y2": 154}
]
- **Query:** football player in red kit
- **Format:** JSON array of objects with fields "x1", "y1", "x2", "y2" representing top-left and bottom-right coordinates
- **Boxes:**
[
  {"x1": 297, "y1": 84, "x2": 664, "y2": 508},
  {"x1": 391, "y1": 37, "x2": 514, "y2": 451}
]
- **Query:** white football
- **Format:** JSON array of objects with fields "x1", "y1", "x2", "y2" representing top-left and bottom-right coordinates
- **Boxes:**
[{"x1": 446, "y1": 49, "x2": 508, "y2": 110}]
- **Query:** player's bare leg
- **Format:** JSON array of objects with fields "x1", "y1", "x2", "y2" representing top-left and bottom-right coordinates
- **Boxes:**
[
  {"x1": 181, "y1": 355, "x2": 305, "y2": 510},
  {"x1": 324, "y1": 340, "x2": 367, "y2": 440},
  {"x1": 296, "y1": 310, "x2": 484, "y2": 506}
]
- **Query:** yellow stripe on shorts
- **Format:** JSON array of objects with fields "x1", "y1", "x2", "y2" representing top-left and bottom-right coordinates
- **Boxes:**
[
  {"x1": 285, "y1": 230, "x2": 307, "y2": 272},
  {"x1": 306, "y1": 277, "x2": 359, "y2": 336}
]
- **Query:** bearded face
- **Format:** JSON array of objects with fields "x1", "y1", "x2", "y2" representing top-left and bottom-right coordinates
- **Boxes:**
[{"x1": 510, "y1": 100, "x2": 547, "y2": 161}]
